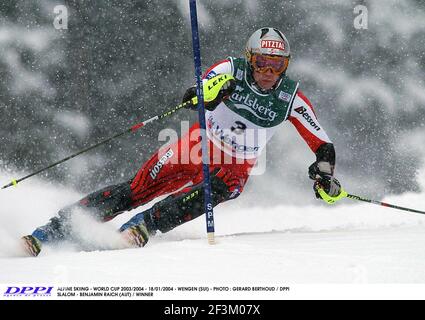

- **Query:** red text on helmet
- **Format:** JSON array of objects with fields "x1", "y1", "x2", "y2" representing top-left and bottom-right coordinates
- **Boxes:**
[{"x1": 260, "y1": 40, "x2": 285, "y2": 51}]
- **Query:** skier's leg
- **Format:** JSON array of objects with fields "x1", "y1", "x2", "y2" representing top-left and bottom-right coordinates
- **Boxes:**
[
  {"x1": 129, "y1": 123, "x2": 204, "y2": 208},
  {"x1": 119, "y1": 142, "x2": 257, "y2": 247},
  {"x1": 29, "y1": 180, "x2": 134, "y2": 243},
  {"x1": 23, "y1": 124, "x2": 202, "y2": 255},
  {"x1": 120, "y1": 148, "x2": 257, "y2": 247},
  {"x1": 119, "y1": 170, "x2": 243, "y2": 246},
  {"x1": 118, "y1": 124, "x2": 208, "y2": 248},
  {"x1": 22, "y1": 180, "x2": 135, "y2": 256}
]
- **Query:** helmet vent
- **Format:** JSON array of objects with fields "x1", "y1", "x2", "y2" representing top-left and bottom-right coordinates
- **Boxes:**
[
  {"x1": 273, "y1": 28, "x2": 285, "y2": 41},
  {"x1": 260, "y1": 28, "x2": 269, "y2": 38}
]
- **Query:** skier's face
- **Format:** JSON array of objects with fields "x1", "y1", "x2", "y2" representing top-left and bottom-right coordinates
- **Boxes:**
[{"x1": 253, "y1": 68, "x2": 280, "y2": 90}]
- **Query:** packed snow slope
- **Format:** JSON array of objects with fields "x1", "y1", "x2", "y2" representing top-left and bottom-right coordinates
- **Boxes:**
[{"x1": 1, "y1": 170, "x2": 425, "y2": 285}]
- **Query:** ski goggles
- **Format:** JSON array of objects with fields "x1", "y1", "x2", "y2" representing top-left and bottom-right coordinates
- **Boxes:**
[{"x1": 251, "y1": 54, "x2": 289, "y2": 75}]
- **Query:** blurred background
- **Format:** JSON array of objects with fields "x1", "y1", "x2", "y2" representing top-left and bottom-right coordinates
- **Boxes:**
[{"x1": 0, "y1": 0, "x2": 424, "y2": 207}]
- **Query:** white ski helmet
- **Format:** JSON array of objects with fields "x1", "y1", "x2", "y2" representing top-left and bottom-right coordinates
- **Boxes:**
[{"x1": 245, "y1": 27, "x2": 291, "y2": 70}]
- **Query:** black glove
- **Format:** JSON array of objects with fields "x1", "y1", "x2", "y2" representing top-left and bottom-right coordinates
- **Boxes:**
[
  {"x1": 308, "y1": 161, "x2": 341, "y2": 198},
  {"x1": 182, "y1": 77, "x2": 235, "y2": 111},
  {"x1": 182, "y1": 86, "x2": 198, "y2": 110}
]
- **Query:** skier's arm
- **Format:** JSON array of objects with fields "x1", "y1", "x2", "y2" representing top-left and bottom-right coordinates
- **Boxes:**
[
  {"x1": 202, "y1": 59, "x2": 233, "y2": 80},
  {"x1": 288, "y1": 91, "x2": 342, "y2": 202},
  {"x1": 288, "y1": 90, "x2": 333, "y2": 155},
  {"x1": 182, "y1": 59, "x2": 234, "y2": 111}
]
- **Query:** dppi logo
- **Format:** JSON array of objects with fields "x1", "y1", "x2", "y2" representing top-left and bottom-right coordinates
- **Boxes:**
[{"x1": 4, "y1": 286, "x2": 54, "y2": 297}]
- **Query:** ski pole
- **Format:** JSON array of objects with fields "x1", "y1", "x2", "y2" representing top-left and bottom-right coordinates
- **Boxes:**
[
  {"x1": 1, "y1": 74, "x2": 235, "y2": 190},
  {"x1": 346, "y1": 193, "x2": 425, "y2": 215},
  {"x1": 316, "y1": 185, "x2": 425, "y2": 214},
  {"x1": 1, "y1": 101, "x2": 189, "y2": 190}
]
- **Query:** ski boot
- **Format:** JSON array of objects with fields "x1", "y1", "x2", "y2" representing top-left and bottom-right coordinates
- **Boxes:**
[
  {"x1": 119, "y1": 212, "x2": 150, "y2": 248},
  {"x1": 21, "y1": 235, "x2": 42, "y2": 257},
  {"x1": 21, "y1": 229, "x2": 50, "y2": 257}
]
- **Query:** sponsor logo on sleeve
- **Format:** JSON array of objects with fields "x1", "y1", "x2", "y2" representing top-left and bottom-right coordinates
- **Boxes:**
[
  {"x1": 206, "y1": 70, "x2": 217, "y2": 79},
  {"x1": 294, "y1": 106, "x2": 321, "y2": 131}
]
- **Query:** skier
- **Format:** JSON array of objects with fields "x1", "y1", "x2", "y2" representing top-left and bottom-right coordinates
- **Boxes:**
[{"x1": 22, "y1": 27, "x2": 343, "y2": 256}]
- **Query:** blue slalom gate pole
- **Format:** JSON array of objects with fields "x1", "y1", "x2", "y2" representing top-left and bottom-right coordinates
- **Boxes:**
[{"x1": 189, "y1": 0, "x2": 215, "y2": 244}]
